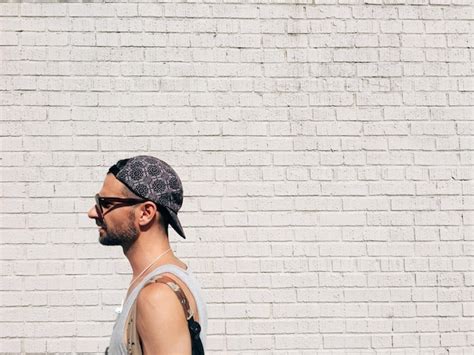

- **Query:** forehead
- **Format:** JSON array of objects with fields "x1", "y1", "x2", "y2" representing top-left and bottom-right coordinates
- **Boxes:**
[{"x1": 99, "y1": 174, "x2": 126, "y2": 196}]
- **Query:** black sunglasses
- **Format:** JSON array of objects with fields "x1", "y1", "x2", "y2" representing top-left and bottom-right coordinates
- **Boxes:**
[{"x1": 94, "y1": 193, "x2": 146, "y2": 220}]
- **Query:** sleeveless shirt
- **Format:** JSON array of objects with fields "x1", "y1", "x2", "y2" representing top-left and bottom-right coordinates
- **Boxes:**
[{"x1": 108, "y1": 264, "x2": 207, "y2": 354}]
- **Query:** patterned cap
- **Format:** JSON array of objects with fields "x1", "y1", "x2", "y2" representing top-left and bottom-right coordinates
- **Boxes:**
[{"x1": 108, "y1": 155, "x2": 186, "y2": 239}]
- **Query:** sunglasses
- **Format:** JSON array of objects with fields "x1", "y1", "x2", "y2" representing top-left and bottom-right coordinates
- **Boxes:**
[{"x1": 94, "y1": 193, "x2": 146, "y2": 221}]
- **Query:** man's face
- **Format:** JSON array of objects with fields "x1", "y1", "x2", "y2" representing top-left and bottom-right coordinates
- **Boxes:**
[{"x1": 87, "y1": 174, "x2": 140, "y2": 249}]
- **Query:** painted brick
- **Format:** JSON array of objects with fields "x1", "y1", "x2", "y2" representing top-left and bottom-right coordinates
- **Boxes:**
[{"x1": 1, "y1": 2, "x2": 471, "y2": 354}]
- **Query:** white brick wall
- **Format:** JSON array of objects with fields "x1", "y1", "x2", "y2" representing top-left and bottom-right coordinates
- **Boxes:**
[{"x1": 1, "y1": 1, "x2": 472, "y2": 354}]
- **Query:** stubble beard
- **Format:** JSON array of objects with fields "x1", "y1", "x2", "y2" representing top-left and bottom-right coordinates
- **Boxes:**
[{"x1": 98, "y1": 210, "x2": 139, "y2": 251}]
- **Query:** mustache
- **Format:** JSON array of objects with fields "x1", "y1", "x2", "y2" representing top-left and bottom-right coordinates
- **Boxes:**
[{"x1": 95, "y1": 218, "x2": 107, "y2": 229}]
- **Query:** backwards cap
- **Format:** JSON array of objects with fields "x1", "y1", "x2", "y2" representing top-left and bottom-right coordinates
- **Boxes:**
[{"x1": 108, "y1": 155, "x2": 186, "y2": 239}]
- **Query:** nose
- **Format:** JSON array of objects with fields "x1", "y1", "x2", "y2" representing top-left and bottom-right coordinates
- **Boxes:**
[{"x1": 88, "y1": 205, "x2": 98, "y2": 219}]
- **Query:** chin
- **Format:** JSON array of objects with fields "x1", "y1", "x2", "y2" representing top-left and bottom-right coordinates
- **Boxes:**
[
  {"x1": 98, "y1": 229, "x2": 106, "y2": 242},
  {"x1": 98, "y1": 231, "x2": 117, "y2": 246},
  {"x1": 99, "y1": 237, "x2": 119, "y2": 246}
]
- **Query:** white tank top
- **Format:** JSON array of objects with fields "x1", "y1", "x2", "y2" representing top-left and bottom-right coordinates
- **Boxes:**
[{"x1": 108, "y1": 264, "x2": 207, "y2": 354}]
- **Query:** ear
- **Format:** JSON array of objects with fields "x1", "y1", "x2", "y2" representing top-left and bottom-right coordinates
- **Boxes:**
[{"x1": 137, "y1": 201, "x2": 157, "y2": 226}]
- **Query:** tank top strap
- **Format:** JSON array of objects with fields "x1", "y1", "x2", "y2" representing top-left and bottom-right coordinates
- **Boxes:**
[
  {"x1": 142, "y1": 264, "x2": 193, "y2": 286},
  {"x1": 124, "y1": 264, "x2": 191, "y2": 312}
]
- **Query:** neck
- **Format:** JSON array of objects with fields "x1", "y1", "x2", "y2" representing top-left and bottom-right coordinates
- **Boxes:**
[{"x1": 124, "y1": 230, "x2": 173, "y2": 279}]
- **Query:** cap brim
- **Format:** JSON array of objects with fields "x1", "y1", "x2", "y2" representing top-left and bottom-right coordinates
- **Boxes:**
[{"x1": 166, "y1": 207, "x2": 186, "y2": 239}]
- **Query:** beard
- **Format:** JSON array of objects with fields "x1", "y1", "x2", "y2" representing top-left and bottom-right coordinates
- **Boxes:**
[{"x1": 98, "y1": 210, "x2": 139, "y2": 251}]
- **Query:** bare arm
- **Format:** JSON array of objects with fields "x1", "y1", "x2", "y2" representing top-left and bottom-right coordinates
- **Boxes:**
[{"x1": 136, "y1": 282, "x2": 191, "y2": 355}]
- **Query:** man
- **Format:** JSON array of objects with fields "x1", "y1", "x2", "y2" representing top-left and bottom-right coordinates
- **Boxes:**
[{"x1": 88, "y1": 155, "x2": 207, "y2": 354}]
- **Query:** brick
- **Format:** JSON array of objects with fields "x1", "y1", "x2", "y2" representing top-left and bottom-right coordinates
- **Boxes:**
[
  {"x1": 415, "y1": 211, "x2": 462, "y2": 226},
  {"x1": 260, "y1": 5, "x2": 306, "y2": 19},
  {"x1": 276, "y1": 334, "x2": 322, "y2": 349},
  {"x1": 441, "y1": 333, "x2": 467, "y2": 346},
  {"x1": 324, "y1": 334, "x2": 371, "y2": 349},
  {"x1": 320, "y1": 243, "x2": 366, "y2": 256}
]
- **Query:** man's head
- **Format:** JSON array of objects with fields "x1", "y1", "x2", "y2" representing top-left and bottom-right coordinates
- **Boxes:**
[{"x1": 88, "y1": 155, "x2": 186, "y2": 250}]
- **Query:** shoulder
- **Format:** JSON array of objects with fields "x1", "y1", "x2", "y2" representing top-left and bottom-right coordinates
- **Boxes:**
[
  {"x1": 135, "y1": 280, "x2": 191, "y2": 353},
  {"x1": 136, "y1": 280, "x2": 183, "y2": 322}
]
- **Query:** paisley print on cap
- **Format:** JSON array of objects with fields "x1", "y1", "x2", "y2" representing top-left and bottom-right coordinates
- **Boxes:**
[
  {"x1": 147, "y1": 164, "x2": 161, "y2": 176},
  {"x1": 130, "y1": 167, "x2": 144, "y2": 181},
  {"x1": 152, "y1": 179, "x2": 166, "y2": 194},
  {"x1": 135, "y1": 184, "x2": 149, "y2": 197}
]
